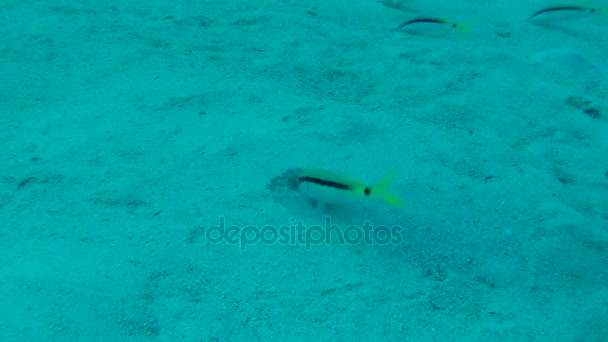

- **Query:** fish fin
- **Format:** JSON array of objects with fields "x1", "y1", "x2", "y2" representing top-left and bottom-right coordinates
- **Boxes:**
[{"x1": 372, "y1": 168, "x2": 406, "y2": 208}]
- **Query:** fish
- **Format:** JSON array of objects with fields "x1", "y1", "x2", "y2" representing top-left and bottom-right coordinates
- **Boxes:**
[
  {"x1": 296, "y1": 168, "x2": 405, "y2": 209},
  {"x1": 396, "y1": 17, "x2": 471, "y2": 36},
  {"x1": 380, "y1": 0, "x2": 413, "y2": 12},
  {"x1": 530, "y1": 5, "x2": 608, "y2": 21}
]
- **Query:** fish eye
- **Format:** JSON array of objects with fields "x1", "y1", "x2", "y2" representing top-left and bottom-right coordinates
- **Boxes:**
[
  {"x1": 590, "y1": 8, "x2": 596, "y2": 13},
  {"x1": 452, "y1": 24, "x2": 457, "y2": 28},
  {"x1": 364, "y1": 187, "x2": 371, "y2": 196}
]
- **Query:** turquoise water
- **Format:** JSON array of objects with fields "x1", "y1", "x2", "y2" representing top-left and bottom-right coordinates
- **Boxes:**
[{"x1": 1, "y1": 0, "x2": 607, "y2": 340}]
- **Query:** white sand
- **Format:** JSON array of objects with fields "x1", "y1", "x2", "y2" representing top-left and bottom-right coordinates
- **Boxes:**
[{"x1": 1, "y1": 0, "x2": 607, "y2": 340}]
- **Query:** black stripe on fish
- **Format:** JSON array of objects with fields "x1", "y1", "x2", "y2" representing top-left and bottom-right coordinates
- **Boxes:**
[
  {"x1": 298, "y1": 176, "x2": 350, "y2": 190},
  {"x1": 531, "y1": 6, "x2": 596, "y2": 19},
  {"x1": 397, "y1": 18, "x2": 451, "y2": 30}
]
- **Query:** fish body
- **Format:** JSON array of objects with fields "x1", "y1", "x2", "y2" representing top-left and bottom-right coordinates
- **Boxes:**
[
  {"x1": 396, "y1": 17, "x2": 471, "y2": 36},
  {"x1": 296, "y1": 168, "x2": 405, "y2": 208},
  {"x1": 530, "y1": 5, "x2": 608, "y2": 21}
]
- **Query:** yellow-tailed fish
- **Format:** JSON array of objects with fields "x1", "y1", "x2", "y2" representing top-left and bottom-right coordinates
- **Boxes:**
[
  {"x1": 530, "y1": 5, "x2": 608, "y2": 21},
  {"x1": 396, "y1": 17, "x2": 472, "y2": 36},
  {"x1": 296, "y1": 168, "x2": 405, "y2": 208}
]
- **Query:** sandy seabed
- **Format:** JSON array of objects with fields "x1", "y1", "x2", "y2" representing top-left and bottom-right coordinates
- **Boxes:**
[{"x1": 1, "y1": 0, "x2": 607, "y2": 340}]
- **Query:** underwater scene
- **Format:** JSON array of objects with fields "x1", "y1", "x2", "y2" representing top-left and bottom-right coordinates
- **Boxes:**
[{"x1": 1, "y1": 0, "x2": 607, "y2": 340}]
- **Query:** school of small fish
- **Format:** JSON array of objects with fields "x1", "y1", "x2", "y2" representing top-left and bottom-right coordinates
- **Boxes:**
[
  {"x1": 291, "y1": 3, "x2": 608, "y2": 211},
  {"x1": 390, "y1": 3, "x2": 608, "y2": 36}
]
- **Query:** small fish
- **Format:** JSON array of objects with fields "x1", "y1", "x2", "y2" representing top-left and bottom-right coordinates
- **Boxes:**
[
  {"x1": 296, "y1": 168, "x2": 405, "y2": 209},
  {"x1": 380, "y1": 0, "x2": 413, "y2": 12},
  {"x1": 530, "y1": 5, "x2": 608, "y2": 21},
  {"x1": 396, "y1": 18, "x2": 471, "y2": 36}
]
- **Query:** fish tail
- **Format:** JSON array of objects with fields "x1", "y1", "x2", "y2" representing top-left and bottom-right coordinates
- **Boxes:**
[
  {"x1": 454, "y1": 22, "x2": 472, "y2": 35},
  {"x1": 597, "y1": 7, "x2": 608, "y2": 18},
  {"x1": 373, "y1": 168, "x2": 406, "y2": 208}
]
